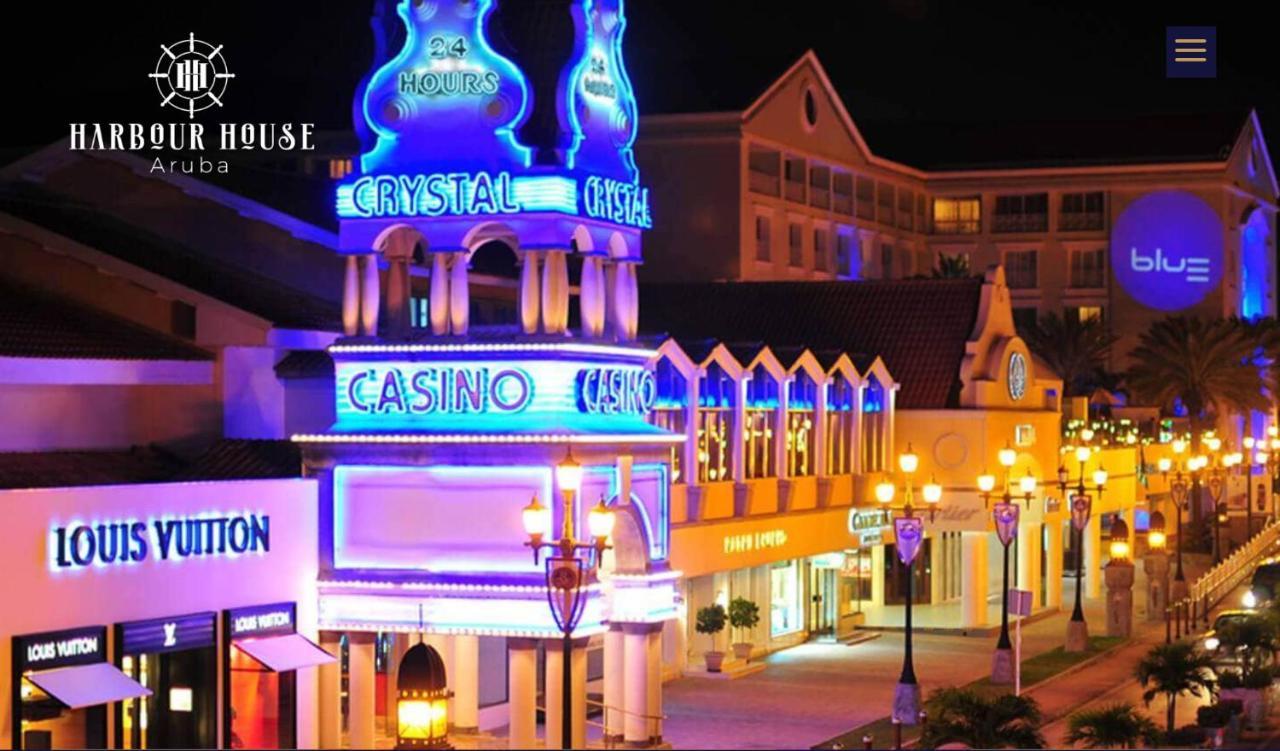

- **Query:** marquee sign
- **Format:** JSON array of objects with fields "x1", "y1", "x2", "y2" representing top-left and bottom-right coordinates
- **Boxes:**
[
  {"x1": 1111, "y1": 190, "x2": 1223, "y2": 311},
  {"x1": 50, "y1": 512, "x2": 270, "y2": 570}
]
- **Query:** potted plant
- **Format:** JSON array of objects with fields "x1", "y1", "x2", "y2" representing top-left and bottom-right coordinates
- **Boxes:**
[
  {"x1": 695, "y1": 604, "x2": 727, "y2": 672},
  {"x1": 728, "y1": 597, "x2": 761, "y2": 662}
]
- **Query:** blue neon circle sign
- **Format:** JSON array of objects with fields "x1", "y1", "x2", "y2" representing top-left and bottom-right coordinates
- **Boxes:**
[{"x1": 1110, "y1": 190, "x2": 1223, "y2": 311}]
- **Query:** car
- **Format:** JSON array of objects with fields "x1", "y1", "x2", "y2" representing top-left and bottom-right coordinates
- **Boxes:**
[
  {"x1": 1200, "y1": 610, "x2": 1253, "y2": 669},
  {"x1": 1243, "y1": 560, "x2": 1280, "y2": 609}
]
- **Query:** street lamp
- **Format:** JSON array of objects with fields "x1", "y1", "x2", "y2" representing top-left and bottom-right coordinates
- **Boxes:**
[
  {"x1": 1058, "y1": 445, "x2": 1105, "y2": 652},
  {"x1": 1148, "y1": 511, "x2": 1167, "y2": 552},
  {"x1": 874, "y1": 444, "x2": 943, "y2": 726},
  {"x1": 1160, "y1": 440, "x2": 1193, "y2": 601},
  {"x1": 977, "y1": 446, "x2": 1037, "y2": 684},
  {"x1": 520, "y1": 450, "x2": 615, "y2": 750},
  {"x1": 396, "y1": 642, "x2": 451, "y2": 750}
]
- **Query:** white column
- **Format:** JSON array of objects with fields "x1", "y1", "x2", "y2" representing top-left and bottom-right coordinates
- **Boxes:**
[
  {"x1": 961, "y1": 532, "x2": 989, "y2": 627},
  {"x1": 571, "y1": 639, "x2": 588, "y2": 749},
  {"x1": 622, "y1": 261, "x2": 640, "y2": 340},
  {"x1": 646, "y1": 628, "x2": 663, "y2": 743},
  {"x1": 603, "y1": 626, "x2": 625, "y2": 741},
  {"x1": 430, "y1": 253, "x2": 450, "y2": 335},
  {"x1": 623, "y1": 626, "x2": 653, "y2": 745},
  {"x1": 342, "y1": 256, "x2": 360, "y2": 336},
  {"x1": 423, "y1": 634, "x2": 454, "y2": 722},
  {"x1": 580, "y1": 255, "x2": 606, "y2": 337},
  {"x1": 1085, "y1": 513, "x2": 1102, "y2": 598},
  {"x1": 453, "y1": 635, "x2": 479, "y2": 732},
  {"x1": 347, "y1": 632, "x2": 377, "y2": 750},
  {"x1": 544, "y1": 639, "x2": 564, "y2": 746},
  {"x1": 359, "y1": 254, "x2": 380, "y2": 336},
  {"x1": 542, "y1": 250, "x2": 569, "y2": 334},
  {"x1": 317, "y1": 632, "x2": 343, "y2": 749},
  {"x1": 929, "y1": 534, "x2": 944, "y2": 604},
  {"x1": 519, "y1": 251, "x2": 541, "y2": 334},
  {"x1": 449, "y1": 251, "x2": 470, "y2": 335},
  {"x1": 1018, "y1": 523, "x2": 1043, "y2": 609},
  {"x1": 857, "y1": 229, "x2": 879, "y2": 279},
  {"x1": 870, "y1": 544, "x2": 885, "y2": 606},
  {"x1": 508, "y1": 639, "x2": 538, "y2": 749},
  {"x1": 1046, "y1": 521, "x2": 1064, "y2": 608}
]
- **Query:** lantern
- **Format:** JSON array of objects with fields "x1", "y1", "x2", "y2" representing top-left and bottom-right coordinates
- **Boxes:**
[
  {"x1": 998, "y1": 444, "x2": 1017, "y2": 469},
  {"x1": 898, "y1": 446, "x2": 919, "y2": 475},
  {"x1": 1148, "y1": 511, "x2": 1166, "y2": 550},
  {"x1": 396, "y1": 643, "x2": 452, "y2": 749},
  {"x1": 556, "y1": 451, "x2": 583, "y2": 496},
  {"x1": 587, "y1": 497, "x2": 616, "y2": 542},
  {"x1": 1109, "y1": 518, "x2": 1131, "y2": 561},
  {"x1": 1157, "y1": 457, "x2": 1172, "y2": 473},
  {"x1": 521, "y1": 495, "x2": 551, "y2": 546}
]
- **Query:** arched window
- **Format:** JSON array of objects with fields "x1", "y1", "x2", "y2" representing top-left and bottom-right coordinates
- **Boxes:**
[
  {"x1": 1241, "y1": 209, "x2": 1269, "y2": 320},
  {"x1": 786, "y1": 371, "x2": 818, "y2": 476},
  {"x1": 861, "y1": 375, "x2": 887, "y2": 472},
  {"x1": 648, "y1": 357, "x2": 688, "y2": 482},
  {"x1": 744, "y1": 364, "x2": 780, "y2": 479},
  {"x1": 696, "y1": 362, "x2": 736, "y2": 483},
  {"x1": 826, "y1": 374, "x2": 857, "y2": 475}
]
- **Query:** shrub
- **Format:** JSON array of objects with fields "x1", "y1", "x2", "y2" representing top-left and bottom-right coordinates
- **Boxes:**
[
  {"x1": 1197, "y1": 704, "x2": 1233, "y2": 728},
  {"x1": 695, "y1": 604, "x2": 726, "y2": 636},
  {"x1": 1243, "y1": 665, "x2": 1274, "y2": 689},
  {"x1": 728, "y1": 597, "x2": 761, "y2": 631},
  {"x1": 1218, "y1": 670, "x2": 1244, "y2": 689}
]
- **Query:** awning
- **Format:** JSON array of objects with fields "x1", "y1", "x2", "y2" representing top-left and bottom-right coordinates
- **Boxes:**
[
  {"x1": 234, "y1": 633, "x2": 336, "y2": 672},
  {"x1": 26, "y1": 662, "x2": 151, "y2": 709}
]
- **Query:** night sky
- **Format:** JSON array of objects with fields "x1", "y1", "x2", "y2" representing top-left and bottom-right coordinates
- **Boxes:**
[{"x1": 1, "y1": 1, "x2": 1276, "y2": 167}]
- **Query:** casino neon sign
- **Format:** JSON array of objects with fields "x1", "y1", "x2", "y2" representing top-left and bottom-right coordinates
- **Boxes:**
[{"x1": 345, "y1": 366, "x2": 533, "y2": 415}]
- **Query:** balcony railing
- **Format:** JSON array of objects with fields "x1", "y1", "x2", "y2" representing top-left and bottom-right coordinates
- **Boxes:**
[
  {"x1": 809, "y1": 187, "x2": 830, "y2": 209},
  {"x1": 832, "y1": 193, "x2": 853, "y2": 215},
  {"x1": 784, "y1": 180, "x2": 806, "y2": 203},
  {"x1": 1060, "y1": 212, "x2": 1105, "y2": 232},
  {"x1": 749, "y1": 170, "x2": 780, "y2": 197},
  {"x1": 993, "y1": 213, "x2": 1049, "y2": 233}
]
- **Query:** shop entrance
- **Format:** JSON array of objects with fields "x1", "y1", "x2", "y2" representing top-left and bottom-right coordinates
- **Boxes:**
[
  {"x1": 806, "y1": 559, "x2": 839, "y2": 640},
  {"x1": 117, "y1": 613, "x2": 217, "y2": 750}
]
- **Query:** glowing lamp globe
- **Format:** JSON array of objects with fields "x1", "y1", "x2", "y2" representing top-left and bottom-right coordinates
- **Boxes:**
[
  {"x1": 922, "y1": 480, "x2": 942, "y2": 504},
  {"x1": 1081, "y1": 428, "x2": 1095, "y2": 442},
  {"x1": 898, "y1": 447, "x2": 919, "y2": 475},
  {"x1": 1172, "y1": 439, "x2": 1187, "y2": 455},
  {"x1": 1258, "y1": 452, "x2": 1270, "y2": 466},
  {"x1": 556, "y1": 451, "x2": 584, "y2": 495},
  {"x1": 587, "y1": 497, "x2": 615, "y2": 541},
  {"x1": 521, "y1": 495, "x2": 550, "y2": 543},
  {"x1": 1157, "y1": 457, "x2": 1172, "y2": 473},
  {"x1": 977, "y1": 474, "x2": 996, "y2": 494},
  {"x1": 396, "y1": 643, "x2": 451, "y2": 749},
  {"x1": 875, "y1": 482, "x2": 895, "y2": 504},
  {"x1": 1109, "y1": 518, "x2": 1131, "y2": 561},
  {"x1": 1148, "y1": 511, "x2": 1166, "y2": 550},
  {"x1": 1270, "y1": 425, "x2": 1279, "y2": 439},
  {"x1": 1074, "y1": 446, "x2": 1091, "y2": 464},
  {"x1": 1245, "y1": 436, "x2": 1257, "y2": 450},
  {"x1": 1271, "y1": 439, "x2": 1280, "y2": 451},
  {"x1": 998, "y1": 445, "x2": 1017, "y2": 468},
  {"x1": 1019, "y1": 472, "x2": 1037, "y2": 495},
  {"x1": 1093, "y1": 468, "x2": 1108, "y2": 487},
  {"x1": 1205, "y1": 436, "x2": 1222, "y2": 452}
]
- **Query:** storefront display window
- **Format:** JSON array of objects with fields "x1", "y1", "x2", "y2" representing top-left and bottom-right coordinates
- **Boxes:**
[
  {"x1": 840, "y1": 548, "x2": 873, "y2": 610},
  {"x1": 770, "y1": 560, "x2": 802, "y2": 636},
  {"x1": 649, "y1": 357, "x2": 688, "y2": 482},
  {"x1": 117, "y1": 612, "x2": 217, "y2": 749},
  {"x1": 697, "y1": 362, "x2": 736, "y2": 482},
  {"x1": 745, "y1": 365, "x2": 779, "y2": 479},
  {"x1": 861, "y1": 376, "x2": 887, "y2": 472},
  {"x1": 786, "y1": 372, "x2": 817, "y2": 476},
  {"x1": 825, "y1": 376, "x2": 857, "y2": 474}
]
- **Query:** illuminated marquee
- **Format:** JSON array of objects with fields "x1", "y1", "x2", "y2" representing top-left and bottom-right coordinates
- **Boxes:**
[
  {"x1": 582, "y1": 176, "x2": 652, "y2": 229},
  {"x1": 343, "y1": 365, "x2": 533, "y2": 415},
  {"x1": 577, "y1": 367, "x2": 656, "y2": 415}
]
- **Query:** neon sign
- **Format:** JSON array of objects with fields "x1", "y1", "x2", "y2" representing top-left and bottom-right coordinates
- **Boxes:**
[
  {"x1": 343, "y1": 365, "x2": 533, "y2": 415},
  {"x1": 583, "y1": 176, "x2": 652, "y2": 228},
  {"x1": 396, "y1": 36, "x2": 501, "y2": 97},
  {"x1": 577, "y1": 367, "x2": 656, "y2": 415},
  {"x1": 1111, "y1": 191, "x2": 1223, "y2": 311},
  {"x1": 51, "y1": 513, "x2": 270, "y2": 569},
  {"x1": 564, "y1": 0, "x2": 640, "y2": 181}
]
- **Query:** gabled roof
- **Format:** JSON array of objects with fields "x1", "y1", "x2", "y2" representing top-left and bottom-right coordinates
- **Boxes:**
[
  {"x1": 0, "y1": 281, "x2": 212, "y2": 361},
  {"x1": 0, "y1": 446, "x2": 186, "y2": 490},
  {"x1": 640, "y1": 278, "x2": 983, "y2": 409},
  {"x1": 275, "y1": 350, "x2": 334, "y2": 379},
  {"x1": 177, "y1": 439, "x2": 303, "y2": 481}
]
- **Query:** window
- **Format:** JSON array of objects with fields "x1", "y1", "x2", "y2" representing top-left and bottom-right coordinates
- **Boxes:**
[
  {"x1": 1069, "y1": 247, "x2": 1106, "y2": 289},
  {"x1": 788, "y1": 223, "x2": 803, "y2": 267},
  {"x1": 1012, "y1": 307, "x2": 1039, "y2": 333},
  {"x1": 754, "y1": 214, "x2": 772, "y2": 262},
  {"x1": 328, "y1": 158, "x2": 353, "y2": 179},
  {"x1": 898, "y1": 189, "x2": 914, "y2": 230},
  {"x1": 836, "y1": 232, "x2": 857, "y2": 278},
  {"x1": 648, "y1": 358, "x2": 688, "y2": 483},
  {"x1": 877, "y1": 183, "x2": 895, "y2": 226},
  {"x1": 744, "y1": 365, "x2": 779, "y2": 479},
  {"x1": 748, "y1": 144, "x2": 781, "y2": 196},
  {"x1": 410, "y1": 296, "x2": 430, "y2": 328},
  {"x1": 814, "y1": 227, "x2": 830, "y2": 271},
  {"x1": 861, "y1": 376, "x2": 887, "y2": 472},
  {"x1": 993, "y1": 193, "x2": 1048, "y2": 232},
  {"x1": 803, "y1": 88, "x2": 819, "y2": 129},
  {"x1": 1003, "y1": 249, "x2": 1039, "y2": 289},
  {"x1": 826, "y1": 376, "x2": 857, "y2": 475},
  {"x1": 809, "y1": 165, "x2": 831, "y2": 209},
  {"x1": 916, "y1": 194, "x2": 927, "y2": 231},
  {"x1": 696, "y1": 363, "x2": 735, "y2": 483},
  {"x1": 880, "y1": 243, "x2": 894, "y2": 280},
  {"x1": 855, "y1": 177, "x2": 876, "y2": 220},
  {"x1": 784, "y1": 156, "x2": 806, "y2": 202},
  {"x1": 1069, "y1": 306, "x2": 1103, "y2": 324},
  {"x1": 770, "y1": 561, "x2": 802, "y2": 636},
  {"x1": 1059, "y1": 191, "x2": 1105, "y2": 231},
  {"x1": 832, "y1": 172, "x2": 854, "y2": 215},
  {"x1": 786, "y1": 372, "x2": 817, "y2": 476},
  {"x1": 932, "y1": 197, "x2": 981, "y2": 234}
]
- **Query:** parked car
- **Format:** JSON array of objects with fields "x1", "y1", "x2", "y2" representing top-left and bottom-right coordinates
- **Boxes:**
[
  {"x1": 1242, "y1": 559, "x2": 1280, "y2": 609},
  {"x1": 1201, "y1": 610, "x2": 1254, "y2": 668}
]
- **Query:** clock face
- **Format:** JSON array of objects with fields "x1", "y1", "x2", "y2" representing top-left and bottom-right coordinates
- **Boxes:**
[{"x1": 1008, "y1": 352, "x2": 1027, "y2": 401}]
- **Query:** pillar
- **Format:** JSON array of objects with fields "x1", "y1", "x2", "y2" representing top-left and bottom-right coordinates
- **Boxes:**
[
  {"x1": 508, "y1": 639, "x2": 538, "y2": 749},
  {"x1": 610, "y1": 260, "x2": 638, "y2": 341},
  {"x1": 580, "y1": 255, "x2": 606, "y2": 338},
  {"x1": 542, "y1": 250, "x2": 569, "y2": 334},
  {"x1": 1144, "y1": 550, "x2": 1170, "y2": 622},
  {"x1": 1085, "y1": 513, "x2": 1102, "y2": 598},
  {"x1": 1105, "y1": 560, "x2": 1135, "y2": 637},
  {"x1": 870, "y1": 544, "x2": 885, "y2": 607},
  {"x1": 359, "y1": 254, "x2": 380, "y2": 336},
  {"x1": 572, "y1": 640, "x2": 588, "y2": 749},
  {"x1": 347, "y1": 632, "x2": 377, "y2": 751},
  {"x1": 342, "y1": 256, "x2": 360, "y2": 335},
  {"x1": 929, "y1": 533, "x2": 944, "y2": 604},
  {"x1": 317, "y1": 632, "x2": 343, "y2": 749},
  {"x1": 452, "y1": 635, "x2": 479, "y2": 733},
  {"x1": 1046, "y1": 521, "x2": 1064, "y2": 608},
  {"x1": 545, "y1": 637, "x2": 588, "y2": 748},
  {"x1": 429, "y1": 252, "x2": 450, "y2": 335},
  {"x1": 519, "y1": 251, "x2": 541, "y2": 334},
  {"x1": 622, "y1": 261, "x2": 639, "y2": 340},
  {"x1": 449, "y1": 251, "x2": 470, "y2": 335},
  {"x1": 856, "y1": 228, "x2": 879, "y2": 279},
  {"x1": 544, "y1": 638, "x2": 563, "y2": 746},
  {"x1": 646, "y1": 628, "x2": 663, "y2": 743},
  {"x1": 1017, "y1": 523, "x2": 1043, "y2": 610},
  {"x1": 623, "y1": 624, "x2": 660, "y2": 745},
  {"x1": 385, "y1": 253, "x2": 411, "y2": 338},
  {"x1": 961, "y1": 532, "x2": 989, "y2": 628},
  {"x1": 603, "y1": 626, "x2": 625, "y2": 742}
]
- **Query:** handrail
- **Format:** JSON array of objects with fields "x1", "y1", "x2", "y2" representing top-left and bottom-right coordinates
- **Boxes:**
[
  {"x1": 586, "y1": 697, "x2": 666, "y2": 722},
  {"x1": 1165, "y1": 519, "x2": 1280, "y2": 641}
]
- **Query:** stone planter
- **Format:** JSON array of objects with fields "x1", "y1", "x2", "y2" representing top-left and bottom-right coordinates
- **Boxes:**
[
  {"x1": 704, "y1": 650, "x2": 725, "y2": 673},
  {"x1": 732, "y1": 642, "x2": 753, "y2": 662}
]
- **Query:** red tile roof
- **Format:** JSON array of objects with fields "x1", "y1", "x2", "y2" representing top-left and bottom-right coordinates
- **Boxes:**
[
  {"x1": 639, "y1": 278, "x2": 983, "y2": 409},
  {"x1": 178, "y1": 439, "x2": 302, "y2": 481},
  {"x1": 0, "y1": 446, "x2": 185, "y2": 490}
]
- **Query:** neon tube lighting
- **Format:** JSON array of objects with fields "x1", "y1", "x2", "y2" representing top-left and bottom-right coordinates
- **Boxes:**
[{"x1": 292, "y1": 432, "x2": 684, "y2": 444}]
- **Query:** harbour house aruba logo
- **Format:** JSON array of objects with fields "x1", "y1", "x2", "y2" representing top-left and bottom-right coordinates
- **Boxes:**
[{"x1": 149, "y1": 33, "x2": 235, "y2": 119}]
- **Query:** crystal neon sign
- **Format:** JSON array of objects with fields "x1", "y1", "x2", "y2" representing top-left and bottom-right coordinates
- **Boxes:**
[{"x1": 582, "y1": 176, "x2": 651, "y2": 228}]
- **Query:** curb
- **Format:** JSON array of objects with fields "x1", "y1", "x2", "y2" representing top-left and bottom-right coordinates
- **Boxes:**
[{"x1": 1024, "y1": 638, "x2": 1142, "y2": 725}]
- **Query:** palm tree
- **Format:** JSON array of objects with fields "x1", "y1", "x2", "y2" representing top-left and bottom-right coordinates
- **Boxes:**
[
  {"x1": 919, "y1": 687, "x2": 1045, "y2": 749},
  {"x1": 1020, "y1": 312, "x2": 1119, "y2": 397},
  {"x1": 931, "y1": 253, "x2": 972, "y2": 279},
  {"x1": 1135, "y1": 642, "x2": 1217, "y2": 736},
  {"x1": 1217, "y1": 612, "x2": 1280, "y2": 681},
  {"x1": 1065, "y1": 703, "x2": 1162, "y2": 749}
]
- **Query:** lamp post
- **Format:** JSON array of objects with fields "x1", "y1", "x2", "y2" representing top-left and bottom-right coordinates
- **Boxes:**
[
  {"x1": 875, "y1": 445, "x2": 943, "y2": 727},
  {"x1": 1158, "y1": 440, "x2": 1195, "y2": 603},
  {"x1": 1244, "y1": 435, "x2": 1258, "y2": 537},
  {"x1": 395, "y1": 642, "x2": 452, "y2": 750},
  {"x1": 1202, "y1": 435, "x2": 1227, "y2": 564},
  {"x1": 1144, "y1": 511, "x2": 1169, "y2": 623},
  {"x1": 977, "y1": 444, "x2": 1037, "y2": 684},
  {"x1": 1058, "y1": 445, "x2": 1106, "y2": 652},
  {"x1": 520, "y1": 450, "x2": 616, "y2": 751}
]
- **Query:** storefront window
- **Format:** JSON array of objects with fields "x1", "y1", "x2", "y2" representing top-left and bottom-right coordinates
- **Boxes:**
[
  {"x1": 744, "y1": 365, "x2": 779, "y2": 479},
  {"x1": 770, "y1": 560, "x2": 802, "y2": 636},
  {"x1": 861, "y1": 376, "x2": 887, "y2": 472},
  {"x1": 785, "y1": 371, "x2": 817, "y2": 476},
  {"x1": 696, "y1": 362, "x2": 735, "y2": 482},
  {"x1": 884, "y1": 539, "x2": 932, "y2": 605},
  {"x1": 840, "y1": 548, "x2": 874, "y2": 611},
  {"x1": 825, "y1": 375, "x2": 856, "y2": 475},
  {"x1": 117, "y1": 612, "x2": 218, "y2": 749},
  {"x1": 649, "y1": 357, "x2": 688, "y2": 482},
  {"x1": 229, "y1": 645, "x2": 293, "y2": 750}
]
